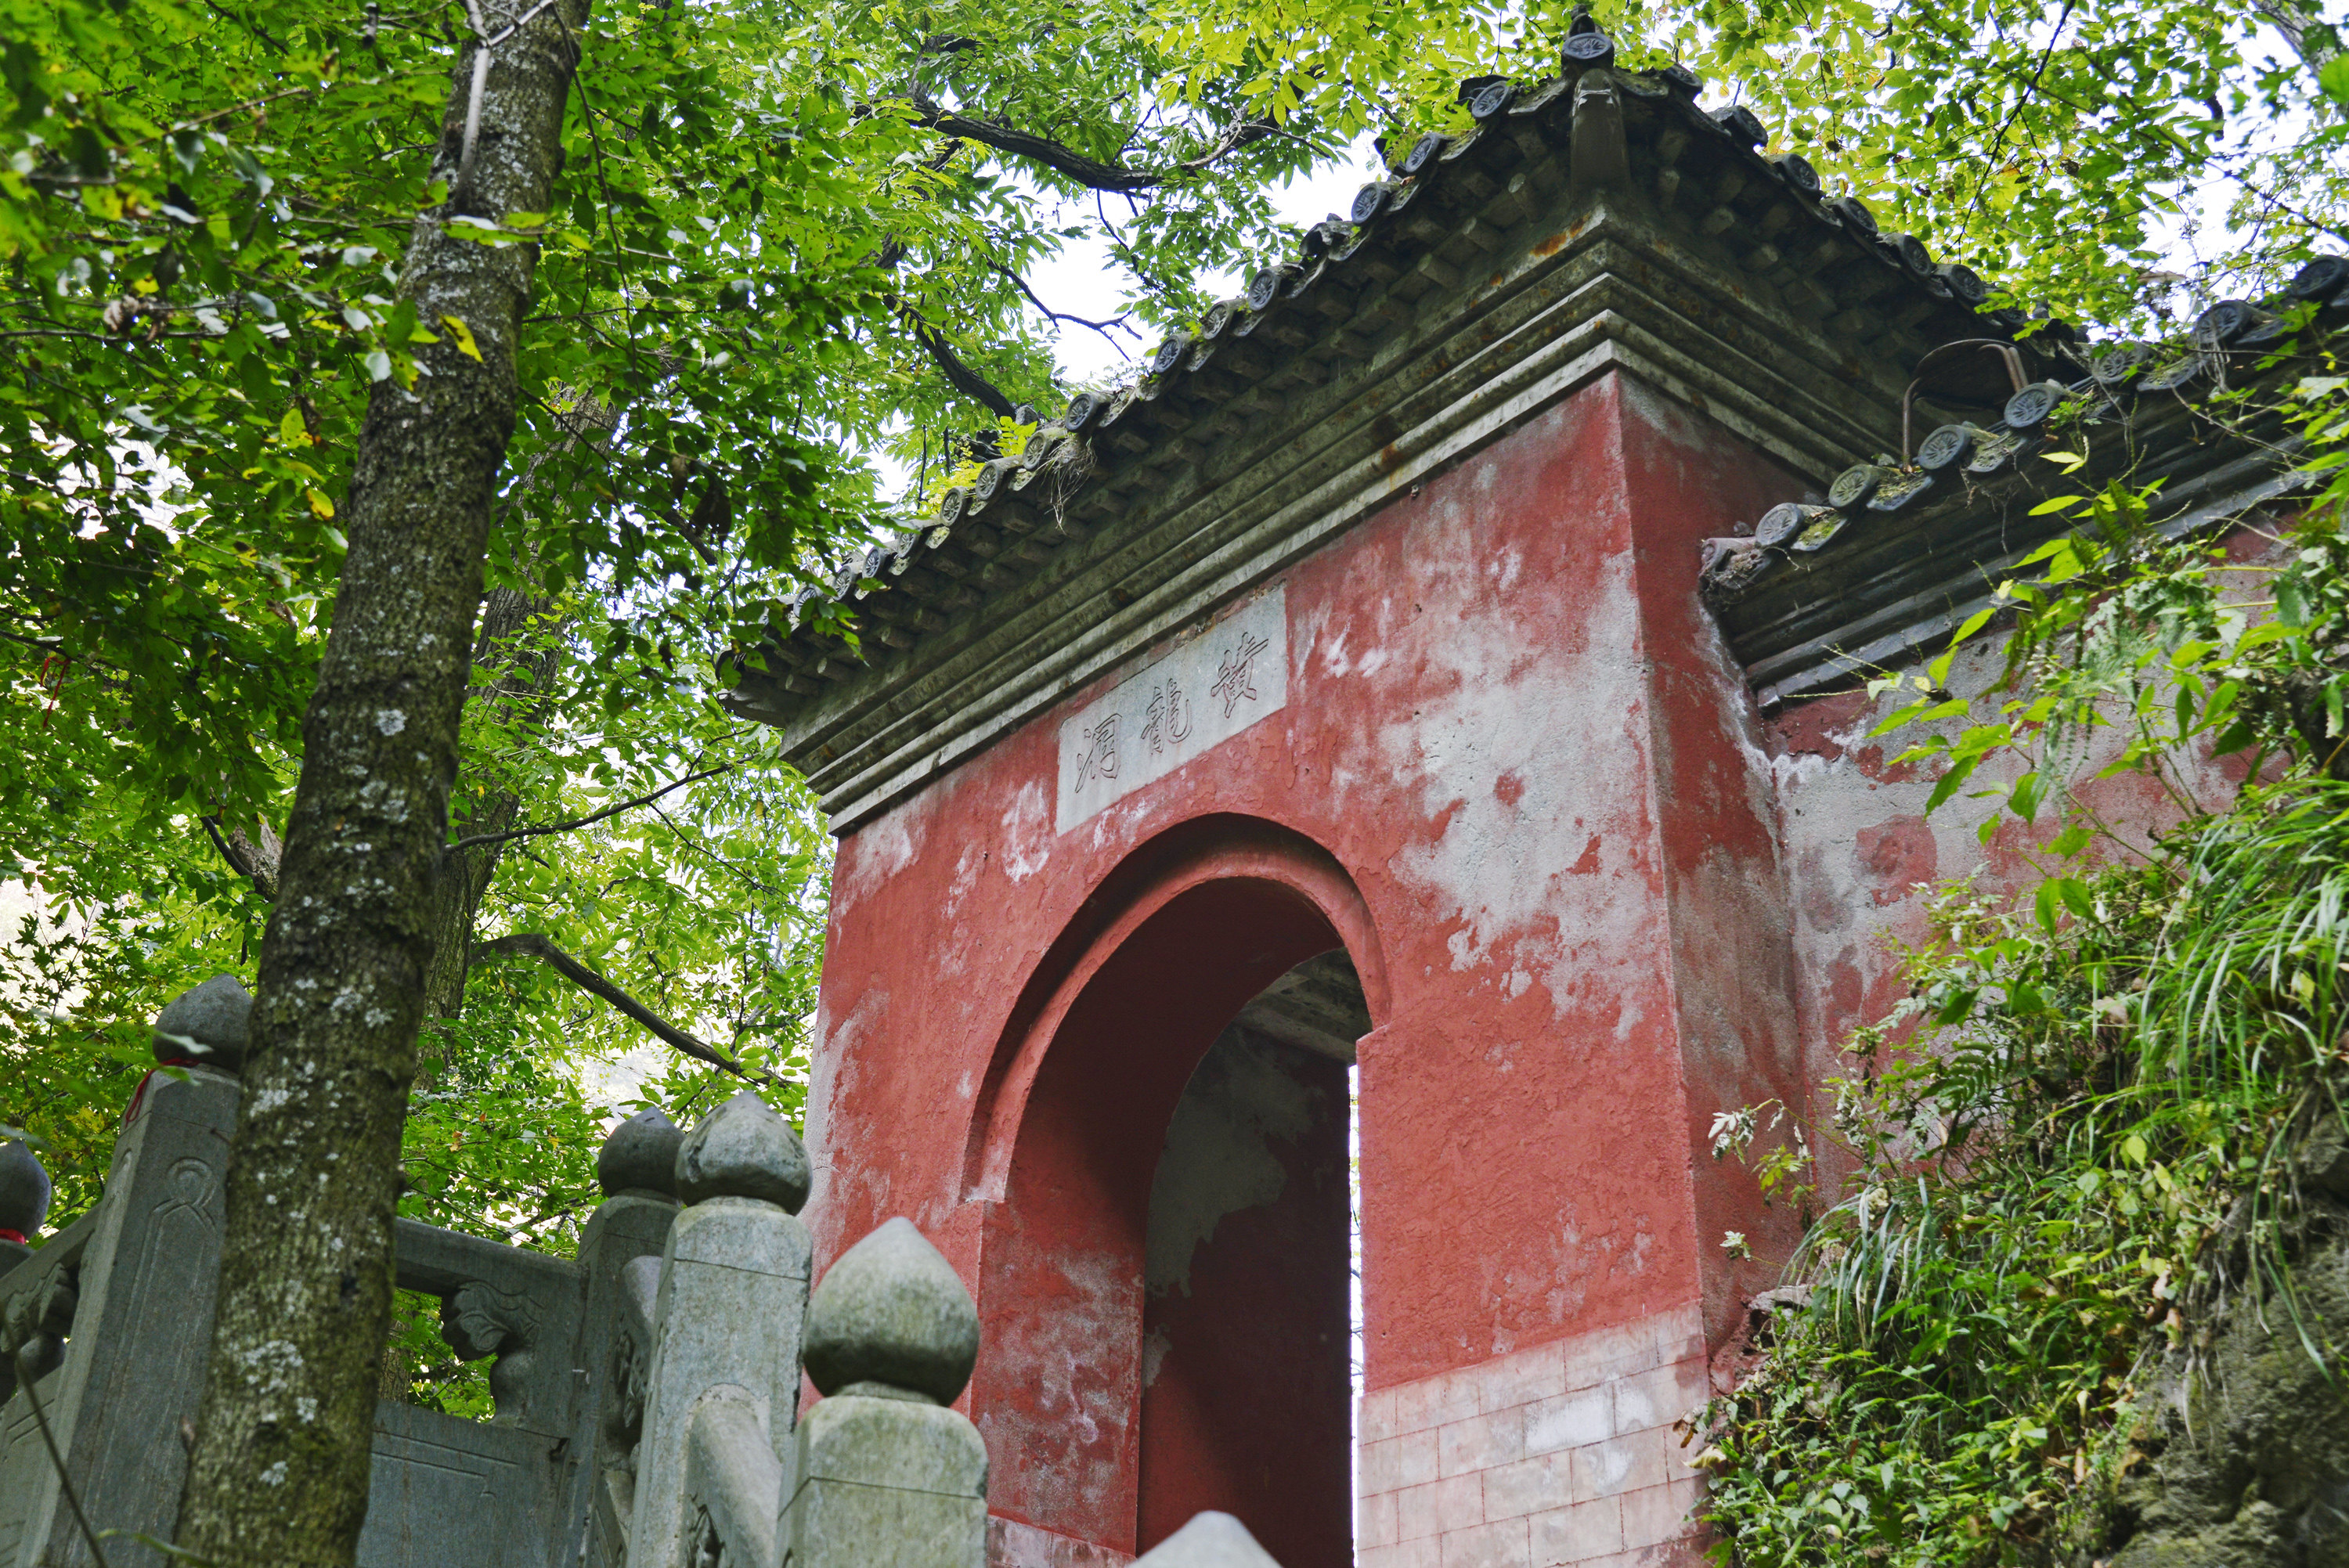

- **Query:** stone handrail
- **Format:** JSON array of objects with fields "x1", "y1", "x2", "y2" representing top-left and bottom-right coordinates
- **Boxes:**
[
  {"x1": 684, "y1": 1393, "x2": 781, "y2": 1568},
  {"x1": 615, "y1": 1086, "x2": 992, "y2": 1568},
  {"x1": 0, "y1": 976, "x2": 684, "y2": 1568},
  {"x1": 0, "y1": 1194, "x2": 88, "y2": 1408},
  {"x1": 619, "y1": 1090, "x2": 813, "y2": 1568},
  {"x1": 393, "y1": 1215, "x2": 586, "y2": 1428}
]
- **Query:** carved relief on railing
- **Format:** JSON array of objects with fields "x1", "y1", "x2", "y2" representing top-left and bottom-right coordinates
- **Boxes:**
[
  {"x1": 681, "y1": 1392, "x2": 778, "y2": 1568},
  {"x1": 438, "y1": 1278, "x2": 546, "y2": 1419},
  {"x1": 0, "y1": 977, "x2": 245, "y2": 1568},
  {"x1": 389, "y1": 1216, "x2": 585, "y2": 1431},
  {"x1": 0, "y1": 979, "x2": 688, "y2": 1568},
  {"x1": 603, "y1": 1252, "x2": 663, "y2": 1479},
  {"x1": 583, "y1": 1108, "x2": 687, "y2": 1568}
]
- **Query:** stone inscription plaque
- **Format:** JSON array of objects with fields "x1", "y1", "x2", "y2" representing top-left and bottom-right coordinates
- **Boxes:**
[{"x1": 1058, "y1": 588, "x2": 1287, "y2": 831}]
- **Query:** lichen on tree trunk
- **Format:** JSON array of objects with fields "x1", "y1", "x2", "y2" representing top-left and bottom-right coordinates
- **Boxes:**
[{"x1": 175, "y1": 7, "x2": 589, "y2": 1563}]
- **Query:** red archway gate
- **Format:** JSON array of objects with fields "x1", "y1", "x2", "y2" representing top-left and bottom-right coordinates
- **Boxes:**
[{"x1": 798, "y1": 373, "x2": 1816, "y2": 1568}]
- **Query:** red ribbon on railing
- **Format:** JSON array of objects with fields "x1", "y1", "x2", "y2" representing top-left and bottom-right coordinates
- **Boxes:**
[
  {"x1": 122, "y1": 1058, "x2": 198, "y2": 1127},
  {"x1": 0, "y1": 1229, "x2": 25, "y2": 1245}
]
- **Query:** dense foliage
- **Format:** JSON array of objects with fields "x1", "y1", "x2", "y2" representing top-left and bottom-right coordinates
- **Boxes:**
[
  {"x1": 1697, "y1": 340, "x2": 2349, "y2": 1561},
  {"x1": 1704, "y1": 791, "x2": 2349, "y2": 1562},
  {"x1": 0, "y1": 0, "x2": 1324, "y2": 1243},
  {"x1": 1196, "y1": 0, "x2": 2349, "y2": 330}
]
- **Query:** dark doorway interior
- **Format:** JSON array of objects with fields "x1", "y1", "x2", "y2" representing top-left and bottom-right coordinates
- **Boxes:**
[{"x1": 1136, "y1": 950, "x2": 1368, "y2": 1568}]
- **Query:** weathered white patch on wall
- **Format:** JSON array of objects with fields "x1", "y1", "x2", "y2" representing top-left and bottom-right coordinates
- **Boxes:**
[
  {"x1": 1143, "y1": 1026, "x2": 1319, "y2": 1296},
  {"x1": 1373, "y1": 529, "x2": 1658, "y2": 1022},
  {"x1": 835, "y1": 787, "x2": 930, "y2": 909},
  {"x1": 1000, "y1": 778, "x2": 1055, "y2": 880},
  {"x1": 1055, "y1": 587, "x2": 1288, "y2": 832}
]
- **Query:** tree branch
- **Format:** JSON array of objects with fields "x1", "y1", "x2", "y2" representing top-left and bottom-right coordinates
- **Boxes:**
[
  {"x1": 897, "y1": 302, "x2": 1016, "y2": 416},
  {"x1": 906, "y1": 88, "x2": 1160, "y2": 191},
  {"x1": 446, "y1": 762, "x2": 734, "y2": 852},
  {"x1": 472, "y1": 932, "x2": 773, "y2": 1082},
  {"x1": 901, "y1": 88, "x2": 1272, "y2": 193},
  {"x1": 201, "y1": 814, "x2": 283, "y2": 899},
  {"x1": 990, "y1": 263, "x2": 1138, "y2": 351}
]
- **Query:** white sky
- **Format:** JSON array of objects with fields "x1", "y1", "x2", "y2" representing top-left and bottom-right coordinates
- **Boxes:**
[{"x1": 1019, "y1": 139, "x2": 1386, "y2": 385}]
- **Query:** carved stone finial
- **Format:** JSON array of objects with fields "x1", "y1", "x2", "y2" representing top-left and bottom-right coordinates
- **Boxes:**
[
  {"x1": 0, "y1": 1140, "x2": 51, "y2": 1241},
  {"x1": 598, "y1": 1108, "x2": 684, "y2": 1199},
  {"x1": 153, "y1": 975, "x2": 252, "y2": 1072},
  {"x1": 1131, "y1": 1512, "x2": 1286, "y2": 1568},
  {"x1": 673, "y1": 1091, "x2": 810, "y2": 1211},
  {"x1": 802, "y1": 1217, "x2": 980, "y2": 1405}
]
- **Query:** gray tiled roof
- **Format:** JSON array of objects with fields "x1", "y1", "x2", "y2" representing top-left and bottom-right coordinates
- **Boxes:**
[
  {"x1": 1704, "y1": 257, "x2": 2347, "y2": 708},
  {"x1": 727, "y1": 27, "x2": 2017, "y2": 723}
]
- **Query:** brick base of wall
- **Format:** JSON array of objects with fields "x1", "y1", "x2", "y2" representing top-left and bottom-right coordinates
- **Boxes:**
[
  {"x1": 989, "y1": 1516, "x2": 1137, "y2": 1568},
  {"x1": 1356, "y1": 1304, "x2": 1709, "y2": 1568}
]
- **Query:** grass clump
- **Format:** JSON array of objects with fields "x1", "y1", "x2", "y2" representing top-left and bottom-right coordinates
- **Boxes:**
[{"x1": 1700, "y1": 785, "x2": 2349, "y2": 1563}]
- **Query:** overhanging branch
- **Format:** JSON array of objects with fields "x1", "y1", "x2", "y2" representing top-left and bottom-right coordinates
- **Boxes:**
[
  {"x1": 447, "y1": 762, "x2": 735, "y2": 852},
  {"x1": 901, "y1": 88, "x2": 1273, "y2": 193},
  {"x1": 202, "y1": 814, "x2": 283, "y2": 900},
  {"x1": 474, "y1": 932, "x2": 774, "y2": 1083},
  {"x1": 897, "y1": 303, "x2": 1016, "y2": 417}
]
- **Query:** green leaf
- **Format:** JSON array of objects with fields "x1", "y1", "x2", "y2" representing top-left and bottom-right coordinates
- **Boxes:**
[
  {"x1": 2322, "y1": 52, "x2": 2349, "y2": 106},
  {"x1": 2278, "y1": 577, "x2": 2309, "y2": 628},
  {"x1": 2047, "y1": 823, "x2": 2094, "y2": 857},
  {"x1": 1925, "y1": 755, "x2": 1981, "y2": 814},
  {"x1": 2009, "y1": 771, "x2": 2046, "y2": 823}
]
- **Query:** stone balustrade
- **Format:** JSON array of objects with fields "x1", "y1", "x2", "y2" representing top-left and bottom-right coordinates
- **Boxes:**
[
  {"x1": 621, "y1": 1090, "x2": 813, "y2": 1568},
  {"x1": 0, "y1": 979, "x2": 1295, "y2": 1568},
  {"x1": 776, "y1": 1217, "x2": 988, "y2": 1568},
  {"x1": 0, "y1": 977, "x2": 678, "y2": 1568}
]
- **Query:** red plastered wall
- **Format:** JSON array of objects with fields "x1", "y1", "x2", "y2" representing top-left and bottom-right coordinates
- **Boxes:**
[{"x1": 802, "y1": 371, "x2": 1810, "y2": 1555}]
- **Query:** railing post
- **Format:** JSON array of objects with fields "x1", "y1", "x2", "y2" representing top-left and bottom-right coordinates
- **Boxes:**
[
  {"x1": 576, "y1": 1108, "x2": 684, "y2": 1567},
  {"x1": 779, "y1": 1217, "x2": 987, "y2": 1568},
  {"x1": 0, "y1": 976, "x2": 247, "y2": 1568},
  {"x1": 625, "y1": 1091, "x2": 812, "y2": 1568},
  {"x1": 1128, "y1": 1512, "x2": 1285, "y2": 1568},
  {"x1": 0, "y1": 1137, "x2": 59, "y2": 1404}
]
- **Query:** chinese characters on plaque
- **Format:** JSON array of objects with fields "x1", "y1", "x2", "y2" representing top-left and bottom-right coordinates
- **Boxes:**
[{"x1": 1056, "y1": 587, "x2": 1288, "y2": 831}]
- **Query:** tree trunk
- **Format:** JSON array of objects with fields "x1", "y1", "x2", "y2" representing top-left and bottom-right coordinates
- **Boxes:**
[{"x1": 175, "y1": 8, "x2": 588, "y2": 1565}]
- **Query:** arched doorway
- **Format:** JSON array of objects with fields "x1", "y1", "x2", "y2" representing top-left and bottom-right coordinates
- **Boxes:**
[{"x1": 964, "y1": 824, "x2": 1381, "y2": 1568}]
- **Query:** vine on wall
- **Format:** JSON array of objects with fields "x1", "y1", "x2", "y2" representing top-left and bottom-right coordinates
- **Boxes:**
[{"x1": 1698, "y1": 338, "x2": 2349, "y2": 1563}]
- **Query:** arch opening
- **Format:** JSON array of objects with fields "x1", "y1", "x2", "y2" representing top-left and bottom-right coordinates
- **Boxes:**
[
  {"x1": 970, "y1": 852, "x2": 1376, "y2": 1568},
  {"x1": 1138, "y1": 949, "x2": 1366, "y2": 1568}
]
